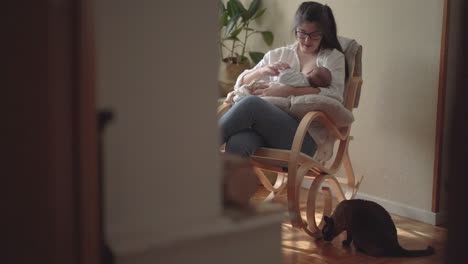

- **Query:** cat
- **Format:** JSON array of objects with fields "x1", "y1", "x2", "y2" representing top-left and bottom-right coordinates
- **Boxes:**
[{"x1": 322, "y1": 199, "x2": 435, "y2": 257}]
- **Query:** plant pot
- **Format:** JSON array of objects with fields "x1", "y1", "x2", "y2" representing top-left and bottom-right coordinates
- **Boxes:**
[{"x1": 218, "y1": 58, "x2": 251, "y2": 97}]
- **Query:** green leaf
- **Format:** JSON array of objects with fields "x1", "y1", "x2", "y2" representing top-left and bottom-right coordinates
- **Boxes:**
[
  {"x1": 232, "y1": 0, "x2": 248, "y2": 21},
  {"x1": 229, "y1": 27, "x2": 243, "y2": 38},
  {"x1": 225, "y1": 13, "x2": 240, "y2": 36},
  {"x1": 227, "y1": 0, "x2": 247, "y2": 21},
  {"x1": 219, "y1": 12, "x2": 229, "y2": 27},
  {"x1": 226, "y1": 0, "x2": 237, "y2": 18},
  {"x1": 252, "y1": 8, "x2": 266, "y2": 20},
  {"x1": 249, "y1": 52, "x2": 265, "y2": 65},
  {"x1": 261, "y1": 31, "x2": 274, "y2": 46},
  {"x1": 246, "y1": 0, "x2": 260, "y2": 20}
]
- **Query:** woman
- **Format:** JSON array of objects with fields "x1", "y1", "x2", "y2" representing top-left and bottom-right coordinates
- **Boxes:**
[{"x1": 219, "y1": 1, "x2": 346, "y2": 158}]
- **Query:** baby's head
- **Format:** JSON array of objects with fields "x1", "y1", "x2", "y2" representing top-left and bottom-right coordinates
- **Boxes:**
[{"x1": 306, "y1": 67, "x2": 332, "y2": 87}]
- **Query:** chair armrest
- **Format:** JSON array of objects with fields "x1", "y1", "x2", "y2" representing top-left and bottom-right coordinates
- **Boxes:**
[
  {"x1": 289, "y1": 111, "x2": 352, "y2": 175},
  {"x1": 289, "y1": 111, "x2": 349, "y2": 163},
  {"x1": 295, "y1": 111, "x2": 349, "y2": 145}
]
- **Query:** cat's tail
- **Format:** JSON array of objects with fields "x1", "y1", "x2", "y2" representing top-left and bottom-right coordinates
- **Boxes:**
[{"x1": 397, "y1": 245, "x2": 435, "y2": 257}]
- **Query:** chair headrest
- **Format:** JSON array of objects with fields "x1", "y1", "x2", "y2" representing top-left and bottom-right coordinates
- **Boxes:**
[
  {"x1": 338, "y1": 36, "x2": 363, "y2": 109},
  {"x1": 338, "y1": 36, "x2": 362, "y2": 78},
  {"x1": 338, "y1": 36, "x2": 355, "y2": 51}
]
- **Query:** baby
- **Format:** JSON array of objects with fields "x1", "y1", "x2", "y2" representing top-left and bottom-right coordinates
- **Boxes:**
[{"x1": 226, "y1": 65, "x2": 332, "y2": 103}]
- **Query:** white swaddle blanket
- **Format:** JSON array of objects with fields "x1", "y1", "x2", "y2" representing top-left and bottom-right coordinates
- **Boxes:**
[{"x1": 277, "y1": 68, "x2": 310, "y2": 87}]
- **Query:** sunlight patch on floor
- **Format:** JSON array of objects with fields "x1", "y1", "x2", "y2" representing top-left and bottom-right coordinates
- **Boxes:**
[
  {"x1": 395, "y1": 227, "x2": 418, "y2": 238},
  {"x1": 411, "y1": 230, "x2": 433, "y2": 238},
  {"x1": 283, "y1": 240, "x2": 314, "y2": 249},
  {"x1": 283, "y1": 247, "x2": 325, "y2": 259}
]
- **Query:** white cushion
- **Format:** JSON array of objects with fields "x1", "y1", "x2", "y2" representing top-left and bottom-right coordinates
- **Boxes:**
[{"x1": 289, "y1": 94, "x2": 354, "y2": 127}]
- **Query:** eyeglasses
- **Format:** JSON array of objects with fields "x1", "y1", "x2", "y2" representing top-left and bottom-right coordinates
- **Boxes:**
[{"x1": 295, "y1": 30, "x2": 322, "y2": 40}]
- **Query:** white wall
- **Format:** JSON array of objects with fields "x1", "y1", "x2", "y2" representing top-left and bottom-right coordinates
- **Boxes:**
[
  {"x1": 96, "y1": 0, "x2": 222, "y2": 239},
  {"x1": 247, "y1": 0, "x2": 443, "y2": 213}
]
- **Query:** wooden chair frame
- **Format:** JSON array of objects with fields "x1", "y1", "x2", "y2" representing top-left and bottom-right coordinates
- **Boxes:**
[{"x1": 218, "y1": 39, "x2": 363, "y2": 238}]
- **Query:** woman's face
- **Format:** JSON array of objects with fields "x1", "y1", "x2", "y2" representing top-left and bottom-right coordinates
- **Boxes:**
[{"x1": 296, "y1": 22, "x2": 322, "y2": 54}]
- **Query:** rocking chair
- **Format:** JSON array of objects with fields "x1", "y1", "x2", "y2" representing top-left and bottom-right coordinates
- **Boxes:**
[{"x1": 218, "y1": 37, "x2": 363, "y2": 238}]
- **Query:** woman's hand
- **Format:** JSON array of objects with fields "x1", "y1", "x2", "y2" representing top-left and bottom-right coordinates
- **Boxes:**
[
  {"x1": 224, "y1": 91, "x2": 235, "y2": 104},
  {"x1": 252, "y1": 82, "x2": 294, "y2": 97}
]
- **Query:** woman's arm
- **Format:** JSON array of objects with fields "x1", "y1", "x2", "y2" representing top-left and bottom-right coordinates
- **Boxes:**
[
  {"x1": 252, "y1": 83, "x2": 320, "y2": 97},
  {"x1": 288, "y1": 86, "x2": 321, "y2": 96}
]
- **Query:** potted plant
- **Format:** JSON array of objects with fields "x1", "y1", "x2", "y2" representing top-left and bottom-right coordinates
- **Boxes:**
[{"x1": 218, "y1": 0, "x2": 274, "y2": 96}]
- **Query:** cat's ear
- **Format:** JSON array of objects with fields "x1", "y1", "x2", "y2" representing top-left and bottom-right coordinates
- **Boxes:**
[{"x1": 323, "y1": 216, "x2": 332, "y2": 224}]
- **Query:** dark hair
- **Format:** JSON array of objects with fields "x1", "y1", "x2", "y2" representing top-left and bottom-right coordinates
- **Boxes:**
[{"x1": 293, "y1": 2, "x2": 348, "y2": 78}]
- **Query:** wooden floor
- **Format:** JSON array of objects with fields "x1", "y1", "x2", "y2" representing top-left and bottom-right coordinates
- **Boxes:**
[{"x1": 251, "y1": 187, "x2": 447, "y2": 264}]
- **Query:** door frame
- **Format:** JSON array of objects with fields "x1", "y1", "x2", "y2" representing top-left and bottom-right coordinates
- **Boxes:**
[
  {"x1": 6, "y1": 0, "x2": 101, "y2": 263},
  {"x1": 432, "y1": 0, "x2": 450, "y2": 213}
]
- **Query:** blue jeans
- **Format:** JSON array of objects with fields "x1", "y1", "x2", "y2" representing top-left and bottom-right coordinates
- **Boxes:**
[{"x1": 219, "y1": 96, "x2": 317, "y2": 157}]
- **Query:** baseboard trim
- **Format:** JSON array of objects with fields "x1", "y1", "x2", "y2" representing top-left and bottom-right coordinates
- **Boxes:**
[
  {"x1": 355, "y1": 193, "x2": 437, "y2": 225},
  {"x1": 301, "y1": 179, "x2": 440, "y2": 225}
]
